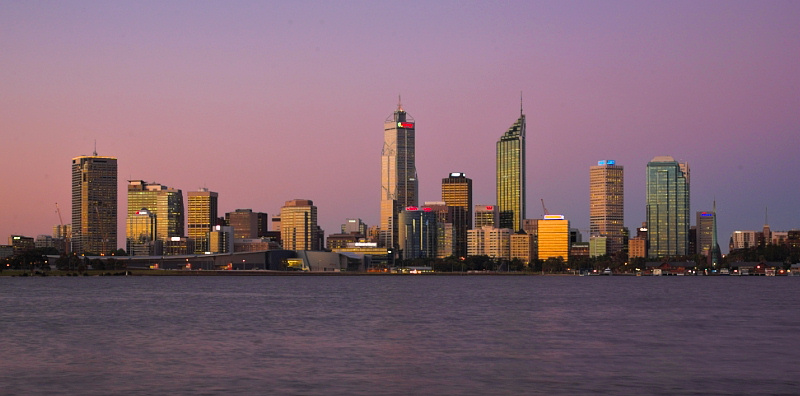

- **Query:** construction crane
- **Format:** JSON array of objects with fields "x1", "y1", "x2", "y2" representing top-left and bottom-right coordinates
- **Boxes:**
[
  {"x1": 540, "y1": 199, "x2": 550, "y2": 216},
  {"x1": 55, "y1": 203, "x2": 70, "y2": 255}
]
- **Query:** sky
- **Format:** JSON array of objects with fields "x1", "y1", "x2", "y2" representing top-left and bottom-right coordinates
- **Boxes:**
[{"x1": 1, "y1": 1, "x2": 798, "y2": 253}]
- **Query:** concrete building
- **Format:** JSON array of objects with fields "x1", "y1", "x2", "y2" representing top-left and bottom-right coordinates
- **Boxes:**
[
  {"x1": 589, "y1": 236, "x2": 608, "y2": 258},
  {"x1": 629, "y1": 237, "x2": 647, "y2": 258},
  {"x1": 467, "y1": 226, "x2": 512, "y2": 260},
  {"x1": 510, "y1": 232, "x2": 536, "y2": 265},
  {"x1": 646, "y1": 156, "x2": 690, "y2": 258},
  {"x1": 72, "y1": 154, "x2": 117, "y2": 254},
  {"x1": 280, "y1": 199, "x2": 322, "y2": 251},
  {"x1": 497, "y1": 110, "x2": 526, "y2": 232},
  {"x1": 341, "y1": 218, "x2": 368, "y2": 236},
  {"x1": 537, "y1": 215, "x2": 570, "y2": 261},
  {"x1": 9, "y1": 235, "x2": 35, "y2": 254},
  {"x1": 209, "y1": 225, "x2": 234, "y2": 254},
  {"x1": 225, "y1": 209, "x2": 266, "y2": 239},
  {"x1": 187, "y1": 188, "x2": 218, "y2": 253},
  {"x1": 589, "y1": 160, "x2": 624, "y2": 254},
  {"x1": 730, "y1": 230, "x2": 758, "y2": 250},
  {"x1": 380, "y1": 100, "x2": 418, "y2": 250},
  {"x1": 474, "y1": 205, "x2": 499, "y2": 229}
]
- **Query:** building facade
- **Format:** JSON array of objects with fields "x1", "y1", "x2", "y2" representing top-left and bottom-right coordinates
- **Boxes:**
[
  {"x1": 187, "y1": 188, "x2": 218, "y2": 253},
  {"x1": 127, "y1": 180, "x2": 184, "y2": 242},
  {"x1": 646, "y1": 156, "x2": 690, "y2": 258},
  {"x1": 72, "y1": 155, "x2": 117, "y2": 254},
  {"x1": 226, "y1": 209, "x2": 266, "y2": 239},
  {"x1": 280, "y1": 199, "x2": 321, "y2": 251},
  {"x1": 496, "y1": 112, "x2": 526, "y2": 232},
  {"x1": 380, "y1": 101, "x2": 418, "y2": 250},
  {"x1": 126, "y1": 208, "x2": 157, "y2": 256},
  {"x1": 474, "y1": 205, "x2": 499, "y2": 229},
  {"x1": 589, "y1": 160, "x2": 624, "y2": 255},
  {"x1": 442, "y1": 173, "x2": 472, "y2": 258},
  {"x1": 397, "y1": 207, "x2": 437, "y2": 260},
  {"x1": 537, "y1": 216, "x2": 570, "y2": 261}
]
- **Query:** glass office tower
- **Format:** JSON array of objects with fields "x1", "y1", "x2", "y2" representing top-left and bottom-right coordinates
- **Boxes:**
[{"x1": 646, "y1": 156, "x2": 690, "y2": 258}]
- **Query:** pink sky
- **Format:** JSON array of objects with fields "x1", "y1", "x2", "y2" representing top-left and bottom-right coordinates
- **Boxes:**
[{"x1": 1, "y1": 1, "x2": 798, "y2": 252}]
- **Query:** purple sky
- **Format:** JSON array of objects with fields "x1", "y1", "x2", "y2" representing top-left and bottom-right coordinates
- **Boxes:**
[{"x1": 2, "y1": 1, "x2": 798, "y2": 253}]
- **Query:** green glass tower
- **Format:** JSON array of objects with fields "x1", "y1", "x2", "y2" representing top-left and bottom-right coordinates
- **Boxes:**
[
  {"x1": 646, "y1": 156, "x2": 690, "y2": 258},
  {"x1": 496, "y1": 112, "x2": 526, "y2": 232}
]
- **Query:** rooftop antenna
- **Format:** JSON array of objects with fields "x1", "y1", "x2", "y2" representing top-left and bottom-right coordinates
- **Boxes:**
[
  {"x1": 520, "y1": 91, "x2": 523, "y2": 117},
  {"x1": 93, "y1": 139, "x2": 98, "y2": 156}
]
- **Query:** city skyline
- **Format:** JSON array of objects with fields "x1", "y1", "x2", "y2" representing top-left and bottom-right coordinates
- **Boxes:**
[{"x1": 1, "y1": 2, "x2": 798, "y2": 253}]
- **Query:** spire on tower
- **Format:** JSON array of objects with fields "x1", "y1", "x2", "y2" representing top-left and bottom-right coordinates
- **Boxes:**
[
  {"x1": 520, "y1": 91, "x2": 523, "y2": 117},
  {"x1": 93, "y1": 140, "x2": 98, "y2": 156},
  {"x1": 397, "y1": 95, "x2": 403, "y2": 112}
]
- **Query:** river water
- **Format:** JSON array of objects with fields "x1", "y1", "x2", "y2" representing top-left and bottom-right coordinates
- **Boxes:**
[{"x1": 1, "y1": 275, "x2": 798, "y2": 395}]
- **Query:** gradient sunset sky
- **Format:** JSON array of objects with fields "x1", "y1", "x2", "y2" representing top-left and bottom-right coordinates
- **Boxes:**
[{"x1": 2, "y1": 1, "x2": 798, "y2": 252}]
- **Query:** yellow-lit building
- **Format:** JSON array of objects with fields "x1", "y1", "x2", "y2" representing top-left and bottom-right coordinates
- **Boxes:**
[
  {"x1": 187, "y1": 188, "x2": 218, "y2": 253},
  {"x1": 537, "y1": 215, "x2": 570, "y2": 260},
  {"x1": 281, "y1": 199, "x2": 321, "y2": 251},
  {"x1": 127, "y1": 180, "x2": 184, "y2": 242},
  {"x1": 511, "y1": 232, "x2": 536, "y2": 265}
]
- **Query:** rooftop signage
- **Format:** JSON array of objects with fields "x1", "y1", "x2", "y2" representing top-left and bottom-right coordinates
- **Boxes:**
[
  {"x1": 543, "y1": 215, "x2": 565, "y2": 220},
  {"x1": 397, "y1": 122, "x2": 415, "y2": 129},
  {"x1": 598, "y1": 160, "x2": 616, "y2": 166}
]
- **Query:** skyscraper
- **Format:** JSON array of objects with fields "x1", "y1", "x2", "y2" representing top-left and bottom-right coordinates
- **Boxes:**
[
  {"x1": 72, "y1": 154, "x2": 117, "y2": 255},
  {"x1": 646, "y1": 156, "x2": 690, "y2": 258},
  {"x1": 442, "y1": 172, "x2": 472, "y2": 258},
  {"x1": 696, "y1": 206, "x2": 719, "y2": 266},
  {"x1": 127, "y1": 180, "x2": 184, "y2": 241},
  {"x1": 280, "y1": 199, "x2": 321, "y2": 251},
  {"x1": 187, "y1": 188, "x2": 218, "y2": 253},
  {"x1": 497, "y1": 110, "x2": 526, "y2": 232},
  {"x1": 380, "y1": 100, "x2": 418, "y2": 249},
  {"x1": 589, "y1": 160, "x2": 624, "y2": 254}
]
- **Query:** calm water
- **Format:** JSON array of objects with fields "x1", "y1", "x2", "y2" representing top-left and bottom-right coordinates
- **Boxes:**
[{"x1": 1, "y1": 276, "x2": 798, "y2": 395}]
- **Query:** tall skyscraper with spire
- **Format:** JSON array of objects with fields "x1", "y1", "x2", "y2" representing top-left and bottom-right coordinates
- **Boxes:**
[
  {"x1": 497, "y1": 102, "x2": 526, "y2": 232},
  {"x1": 380, "y1": 99, "x2": 418, "y2": 249},
  {"x1": 72, "y1": 152, "x2": 117, "y2": 255},
  {"x1": 646, "y1": 156, "x2": 690, "y2": 258}
]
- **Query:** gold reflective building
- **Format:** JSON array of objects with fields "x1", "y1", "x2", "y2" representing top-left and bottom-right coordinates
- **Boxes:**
[
  {"x1": 187, "y1": 188, "x2": 218, "y2": 253},
  {"x1": 537, "y1": 216, "x2": 570, "y2": 261},
  {"x1": 127, "y1": 180, "x2": 184, "y2": 241}
]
